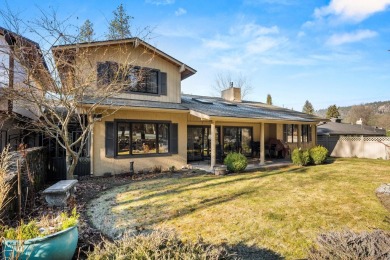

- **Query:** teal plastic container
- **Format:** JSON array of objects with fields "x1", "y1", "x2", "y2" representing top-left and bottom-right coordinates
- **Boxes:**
[{"x1": 2, "y1": 225, "x2": 78, "y2": 260}]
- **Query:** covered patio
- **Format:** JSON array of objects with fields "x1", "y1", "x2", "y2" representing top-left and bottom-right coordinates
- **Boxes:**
[
  {"x1": 189, "y1": 158, "x2": 292, "y2": 173},
  {"x1": 182, "y1": 93, "x2": 320, "y2": 171}
]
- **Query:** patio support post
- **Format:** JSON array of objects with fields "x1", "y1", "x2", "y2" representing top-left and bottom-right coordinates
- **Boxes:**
[
  {"x1": 297, "y1": 124, "x2": 302, "y2": 148},
  {"x1": 260, "y1": 122, "x2": 265, "y2": 165},
  {"x1": 210, "y1": 121, "x2": 216, "y2": 170},
  {"x1": 311, "y1": 124, "x2": 317, "y2": 146}
]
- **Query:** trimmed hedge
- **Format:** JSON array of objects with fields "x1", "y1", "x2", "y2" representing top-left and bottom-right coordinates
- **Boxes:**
[
  {"x1": 292, "y1": 149, "x2": 310, "y2": 166},
  {"x1": 309, "y1": 146, "x2": 328, "y2": 165},
  {"x1": 224, "y1": 153, "x2": 248, "y2": 173},
  {"x1": 292, "y1": 146, "x2": 328, "y2": 166}
]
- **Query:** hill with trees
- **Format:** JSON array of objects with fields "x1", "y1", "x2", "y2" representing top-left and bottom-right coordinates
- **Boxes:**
[{"x1": 316, "y1": 101, "x2": 390, "y2": 131}]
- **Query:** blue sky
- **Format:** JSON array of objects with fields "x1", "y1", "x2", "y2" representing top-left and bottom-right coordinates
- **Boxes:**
[{"x1": 4, "y1": 0, "x2": 390, "y2": 110}]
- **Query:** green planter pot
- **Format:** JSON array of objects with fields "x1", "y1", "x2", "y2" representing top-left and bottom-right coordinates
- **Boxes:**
[{"x1": 2, "y1": 225, "x2": 78, "y2": 260}]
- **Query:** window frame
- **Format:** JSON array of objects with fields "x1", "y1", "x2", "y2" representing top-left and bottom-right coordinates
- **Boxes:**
[
  {"x1": 283, "y1": 124, "x2": 298, "y2": 143},
  {"x1": 113, "y1": 120, "x2": 171, "y2": 158},
  {"x1": 301, "y1": 125, "x2": 312, "y2": 143},
  {"x1": 97, "y1": 62, "x2": 162, "y2": 95}
]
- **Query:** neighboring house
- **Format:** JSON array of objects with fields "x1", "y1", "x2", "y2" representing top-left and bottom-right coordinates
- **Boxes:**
[
  {"x1": 317, "y1": 118, "x2": 386, "y2": 153},
  {"x1": 52, "y1": 38, "x2": 324, "y2": 176},
  {"x1": 0, "y1": 27, "x2": 47, "y2": 151}
]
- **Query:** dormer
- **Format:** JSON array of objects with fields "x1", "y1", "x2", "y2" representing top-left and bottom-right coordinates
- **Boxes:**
[{"x1": 52, "y1": 38, "x2": 196, "y2": 104}]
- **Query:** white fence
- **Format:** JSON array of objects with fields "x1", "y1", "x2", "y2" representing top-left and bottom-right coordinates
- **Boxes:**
[{"x1": 331, "y1": 136, "x2": 390, "y2": 159}]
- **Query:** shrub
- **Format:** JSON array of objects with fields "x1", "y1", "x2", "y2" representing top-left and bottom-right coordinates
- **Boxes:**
[
  {"x1": 224, "y1": 153, "x2": 248, "y2": 173},
  {"x1": 309, "y1": 146, "x2": 328, "y2": 165},
  {"x1": 152, "y1": 165, "x2": 162, "y2": 174},
  {"x1": 87, "y1": 229, "x2": 232, "y2": 259},
  {"x1": 308, "y1": 230, "x2": 390, "y2": 260},
  {"x1": 291, "y1": 148, "x2": 310, "y2": 166}
]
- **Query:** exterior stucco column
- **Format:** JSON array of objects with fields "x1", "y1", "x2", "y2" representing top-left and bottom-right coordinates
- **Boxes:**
[
  {"x1": 260, "y1": 122, "x2": 265, "y2": 165},
  {"x1": 210, "y1": 121, "x2": 216, "y2": 170}
]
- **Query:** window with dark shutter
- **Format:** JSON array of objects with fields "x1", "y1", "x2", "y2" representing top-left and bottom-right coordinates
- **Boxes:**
[
  {"x1": 169, "y1": 123, "x2": 178, "y2": 154},
  {"x1": 105, "y1": 122, "x2": 115, "y2": 157},
  {"x1": 160, "y1": 72, "x2": 167, "y2": 95}
]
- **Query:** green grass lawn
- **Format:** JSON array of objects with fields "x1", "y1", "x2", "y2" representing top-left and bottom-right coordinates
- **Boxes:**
[{"x1": 88, "y1": 158, "x2": 390, "y2": 259}]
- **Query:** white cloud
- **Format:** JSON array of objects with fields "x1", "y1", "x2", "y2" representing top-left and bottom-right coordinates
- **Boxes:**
[
  {"x1": 175, "y1": 8, "x2": 187, "y2": 16},
  {"x1": 297, "y1": 31, "x2": 305, "y2": 37},
  {"x1": 145, "y1": 0, "x2": 175, "y2": 5},
  {"x1": 326, "y1": 29, "x2": 377, "y2": 46},
  {"x1": 246, "y1": 36, "x2": 283, "y2": 54},
  {"x1": 230, "y1": 23, "x2": 279, "y2": 37},
  {"x1": 202, "y1": 39, "x2": 231, "y2": 50},
  {"x1": 314, "y1": 0, "x2": 390, "y2": 22},
  {"x1": 244, "y1": 0, "x2": 297, "y2": 5}
]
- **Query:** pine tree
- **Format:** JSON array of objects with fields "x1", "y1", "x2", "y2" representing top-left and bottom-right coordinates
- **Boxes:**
[
  {"x1": 326, "y1": 104, "x2": 340, "y2": 119},
  {"x1": 106, "y1": 4, "x2": 133, "y2": 40},
  {"x1": 79, "y1": 19, "x2": 94, "y2": 42},
  {"x1": 266, "y1": 94, "x2": 272, "y2": 105},
  {"x1": 302, "y1": 100, "x2": 314, "y2": 115}
]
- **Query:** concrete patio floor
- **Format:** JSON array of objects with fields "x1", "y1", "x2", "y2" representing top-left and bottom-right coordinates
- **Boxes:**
[{"x1": 188, "y1": 158, "x2": 292, "y2": 173}]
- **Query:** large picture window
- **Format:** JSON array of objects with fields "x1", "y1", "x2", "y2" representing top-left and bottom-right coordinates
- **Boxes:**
[
  {"x1": 116, "y1": 121, "x2": 169, "y2": 156},
  {"x1": 97, "y1": 62, "x2": 161, "y2": 94}
]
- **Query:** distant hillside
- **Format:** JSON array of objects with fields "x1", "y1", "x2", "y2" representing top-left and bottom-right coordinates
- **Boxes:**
[{"x1": 315, "y1": 101, "x2": 390, "y2": 130}]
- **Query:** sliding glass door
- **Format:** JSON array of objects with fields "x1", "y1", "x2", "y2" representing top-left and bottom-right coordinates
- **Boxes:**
[
  {"x1": 223, "y1": 127, "x2": 252, "y2": 156},
  {"x1": 187, "y1": 126, "x2": 220, "y2": 161}
]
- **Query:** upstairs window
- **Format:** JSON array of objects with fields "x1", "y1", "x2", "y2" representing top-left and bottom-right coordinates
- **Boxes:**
[{"x1": 97, "y1": 62, "x2": 167, "y2": 95}]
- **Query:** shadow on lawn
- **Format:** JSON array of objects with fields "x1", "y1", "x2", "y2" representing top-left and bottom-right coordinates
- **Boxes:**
[
  {"x1": 116, "y1": 169, "x2": 294, "y2": 208},
  {"x1": 228, "y1": 243, "x2": 284, "y2": 260}
]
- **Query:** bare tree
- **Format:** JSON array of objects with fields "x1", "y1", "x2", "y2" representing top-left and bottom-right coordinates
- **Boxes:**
[
  {"x1": 213, "y1": 72, "x2": 253, "y2": 99},
  {"x1": 347, "y1": 105, "x2": 375, "y2": 125},
  {"x1": 0, "y1": 7, "x2": 151, "y2": 179}
]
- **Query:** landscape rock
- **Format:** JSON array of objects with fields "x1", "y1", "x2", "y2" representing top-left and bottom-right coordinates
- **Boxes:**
[{"x1": 376, "y1": 183, "x2": 390, "y2": 212}]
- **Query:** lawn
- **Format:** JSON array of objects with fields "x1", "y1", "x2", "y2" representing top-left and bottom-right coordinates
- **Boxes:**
[{"x1": 88, "y1": 158, "x2": 390, "y2": 259}]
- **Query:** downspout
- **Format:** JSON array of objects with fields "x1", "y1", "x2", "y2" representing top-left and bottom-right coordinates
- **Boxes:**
[{"x1": 90, "y1": 123, "x2": 94, "y2": 176}]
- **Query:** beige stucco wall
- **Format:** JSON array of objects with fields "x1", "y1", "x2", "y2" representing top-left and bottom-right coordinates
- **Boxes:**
[
  {"x1": 92, "y1": 109, "x2": 188, "y2": 176},
  {"x1": 74, "y1": 44, "x2": 182, "y2": 103}
]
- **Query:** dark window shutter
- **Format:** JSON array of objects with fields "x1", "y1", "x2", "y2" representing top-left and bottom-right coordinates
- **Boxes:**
[
  {"x1": 105, "y1": 122, "x2": 115, "y2": 158},
  {"x1": 160, "y1": 72, "x2": 167, "y2": 95},
  {"x1": 170, "y1": 123, "x2": 178, "y2": 154},
  {"x1": 97, "y1": 62, "x2": 108, "y2": 86}
]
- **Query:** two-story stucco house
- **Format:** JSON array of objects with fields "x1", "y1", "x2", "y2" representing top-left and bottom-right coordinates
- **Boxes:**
[{"x1": 52, "y1": 38, "x2": 323, "y2": 176}]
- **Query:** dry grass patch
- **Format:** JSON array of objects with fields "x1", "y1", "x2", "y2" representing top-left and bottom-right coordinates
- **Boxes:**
[{"x1": 88, "y1": 158, "x2": 390, "y2": 259}]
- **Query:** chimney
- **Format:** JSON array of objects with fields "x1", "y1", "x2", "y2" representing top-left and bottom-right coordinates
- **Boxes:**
[
  {"x1": 221, "y1": 83, "x2": 241, "y2": 102},
  {"x1": 330, "y1": 117, "x2": 342, "y2": 123}
]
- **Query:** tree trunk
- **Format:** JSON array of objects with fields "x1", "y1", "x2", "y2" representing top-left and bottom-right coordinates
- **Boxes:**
[{"x1": 65, "y1": 150, "x2": 77, "y2": 180}]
